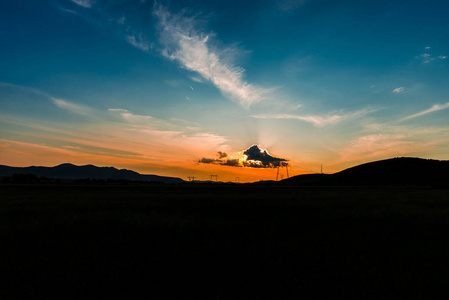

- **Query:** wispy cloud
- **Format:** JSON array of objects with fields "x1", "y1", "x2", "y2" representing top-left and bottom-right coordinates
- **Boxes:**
[
  {"x1": 108, "y1": 108, "x2": 153, "y2": 123},
  {"x1": 70, "y1": 0, "x2": 94, "y2": 8},
  {"x1": 2, "y1": 84, "x2": 232, "y2": 175},
  {"x1": 126, "y1": 33, "x2": 151, "y2": 52},
  {"x1": 51, "y1": 98, "x2": 93, "y2": 116},
  {"x1": 335, "y1": 133, "x2": 416, "y2": 165},
  {"x1": 189, "y1": 76, "x2": 205, "y2": 83},
  {"x1": 108, "y1": 108, "x2": 201, "y2": 134},
  {"x1": 59, "y1": 7, "x2": 79, "y2": 15},
  {"x1": 401, "y1": 102, "x2": 449, "y2": 121},
  {"x1": 62, "y1": 145, "x2": 82, "y2": 150},
  {"x1": 252, "y1": 108, "x2": 376, "y2": 127},
  {"x1": 333, "y1": 124, "x2": 449, "y2": 167},
  {"x1": 154, "y1": 4, "x2": 273, "y2": 108},
  {"x1": 0, "y1": 82, "x2": 49, "y2": 97},
  {"x1": 416, "y1": 52, "x2": 447, "y2": 64},
  {"x1": 392, "y1": 87, "x2": 404, "y2": 94},
  {"x1": 418, "y1": 53, "x2": 433, "y2": 64}
]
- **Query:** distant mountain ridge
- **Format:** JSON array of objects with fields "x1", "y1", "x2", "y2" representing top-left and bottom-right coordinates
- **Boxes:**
[
  {"x1": 282, "y1": 157, "x2": 449, "y2": 186},
  {"x1": 1, "y1": 157, "x2": 448, "y2": 186},
  {"x1": 0, "y1": 163, "x2": 184, "y2": 183}
]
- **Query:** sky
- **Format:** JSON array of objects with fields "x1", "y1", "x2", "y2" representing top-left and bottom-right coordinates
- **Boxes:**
[{"x1": 1, "y1": 0, "x2": 449, "y2": 182}]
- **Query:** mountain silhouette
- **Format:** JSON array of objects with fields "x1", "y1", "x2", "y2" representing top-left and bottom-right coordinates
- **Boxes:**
[
  {"x1": 0, "y1": 163, "x2": 184, "y2": 183},
  {"x1": 282, "y1": 157, "x2": 449, "y2": 186},
  {"x1": 2, "y1": 157, "x2": 448, "y2": 185}
]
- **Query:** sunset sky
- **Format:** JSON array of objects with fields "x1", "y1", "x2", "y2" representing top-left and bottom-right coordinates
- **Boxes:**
[{"x1": 1, "y1": 0, "x2": 449, "y2": 182}]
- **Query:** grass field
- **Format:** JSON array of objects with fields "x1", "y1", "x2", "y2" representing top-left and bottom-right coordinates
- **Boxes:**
[{"x1": 1, "y1": 184, "x2": 449, "y2": 299}]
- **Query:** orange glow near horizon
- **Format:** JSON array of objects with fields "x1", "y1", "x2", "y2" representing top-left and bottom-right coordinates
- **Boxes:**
[
  {"x1": 0, "y1": 139, "x2": 305, "y2": 182},
  {"x1": 3, "y1": 135, "x2": 446, "y2": 182},
  {"x1": 0, "y1": 139, "x2": 260, "y2": 182},
  {"x1": 2, "y1": 116, "x2": 448, "y2": 183}
]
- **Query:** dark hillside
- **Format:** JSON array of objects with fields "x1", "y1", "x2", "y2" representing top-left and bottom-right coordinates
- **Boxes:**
[
  {"x1": 283, "y1": 157, "x2": 449, "y2": 186},
  {"x1": 0, "y1": 163, "x2": 184, "y2": 183},
  {"x1": 335, "y1": 157, "x2": 449, "y2": 185}
]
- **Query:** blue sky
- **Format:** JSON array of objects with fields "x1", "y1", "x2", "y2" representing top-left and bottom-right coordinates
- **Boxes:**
[{"x1": 1, "y1": 0, "x2": 448, "y2": 181}]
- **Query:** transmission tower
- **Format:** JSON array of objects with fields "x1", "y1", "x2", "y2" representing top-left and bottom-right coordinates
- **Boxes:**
[{"x1": 276, "y1": 165, "x2": 290, "y2": 181}]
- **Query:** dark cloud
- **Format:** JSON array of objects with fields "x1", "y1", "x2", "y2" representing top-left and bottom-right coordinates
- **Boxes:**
[
  {"x1": 242, "y1": 145, "x2": 288, "y2": 168},
  {"x1": 199, "y1": 158, "x2": 220, "y2": 164},
  {"x1": 198, "y1": 145, "x2": 289, "y2": 169},
  {"x1": 198, "y1": 152, "x2": 230, "y2": 165},
  {"x1": 217, "y1": 151, "x2": 228, "y2": 159},
  {"x1": 222, "y1": 158, "x2": 239, "y2": 167},
  {"x1": 198, "y1": 157, "x2": 239, "y2": 167}
]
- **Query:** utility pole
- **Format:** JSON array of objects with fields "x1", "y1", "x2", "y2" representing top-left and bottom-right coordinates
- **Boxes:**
[
  {"x1": 276, "y1": 165, "x2": 289, "y2": 181},
  {"x1": 276, "y1": 166, "x2": 280, "y2": 181}
]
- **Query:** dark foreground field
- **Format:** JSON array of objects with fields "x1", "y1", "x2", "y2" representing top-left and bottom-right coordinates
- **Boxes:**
[{"x1": 1, "y1": 184, "x2": 449, "y2": 299}]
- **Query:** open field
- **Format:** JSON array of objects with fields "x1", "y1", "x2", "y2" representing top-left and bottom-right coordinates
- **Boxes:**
[{"x1": 1, "y1": 184, "x2": 449, "y2": 299}]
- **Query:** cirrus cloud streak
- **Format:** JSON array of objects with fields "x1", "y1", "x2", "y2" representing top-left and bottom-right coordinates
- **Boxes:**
[
  {"x1": 252, "y1": 108, "x2": 377, "y2": 127},
  {"x1": 70, "y1": 0, "x2": 94, "y2": 8},
  {"x1": 154, "y1": 4, "x2": 273, "y2": 108},
  {"x1": 400, "y1": 102, "x2": 449, "y2": 121}
]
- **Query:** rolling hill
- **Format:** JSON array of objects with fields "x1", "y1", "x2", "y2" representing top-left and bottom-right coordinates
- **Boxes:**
[{"x1": 282, "y1": 157, "x2": 449, "y2": 186}]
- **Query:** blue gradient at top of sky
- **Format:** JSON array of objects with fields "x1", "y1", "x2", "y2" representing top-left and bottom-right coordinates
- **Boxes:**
[{"x1": 1, "y1": 0, "x2": 449, "y2": 179}]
